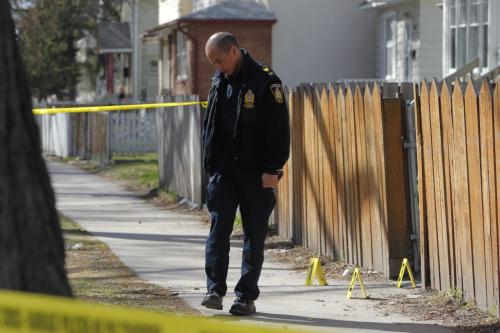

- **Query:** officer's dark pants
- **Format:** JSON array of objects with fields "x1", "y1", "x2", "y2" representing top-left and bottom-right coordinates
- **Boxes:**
[{"x1": 205, "y1": 168, "x2": 276, "y2": 301}]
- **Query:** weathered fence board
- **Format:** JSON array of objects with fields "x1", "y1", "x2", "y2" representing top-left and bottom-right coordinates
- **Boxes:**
[
  {"x1": 414, "y1": 83, "x2": 430, "y2": 288},
  {"x1": 439, "y1": 82, "x2": 456, "y2": 290},
  {"x1": 429, "y1": 82, "x2": 448, "y2": 292},
  {"x1": 465, "y1": 82, "x2": 487, "y2": 308},
  {"x1": 335, "y1": 86, "x2": 347, "y2": 260},
  {"x1": 420, "y1": 82, "x2": 440, "y2": 289},
  {"x1": 345, "y1": 86, "x2": 357, "y2": 264},
  {"x1": 452, "y1": 81, "x2": 476, "y2": 298},
  {"x1": 493, "y1": 82, "x2": 500, "y2": 313},
  {"x1": 156, "y1": 95, "x2": 203, "y2": 206},
  {"x1": 318, "y1": 87, "x2": 334, "y2": 256},
  {"x1": 372, "y1": 83, "x2": 391, "y2": 275},
  {"x1": 479, "y1": 81, "x2": 496, "y2": 310},
  {"x1": 417, "y1": 79, "x2": 500, "y2": 315},
  {"x1": 364, "y1": 83, "x2": 382, "y2": 272}
]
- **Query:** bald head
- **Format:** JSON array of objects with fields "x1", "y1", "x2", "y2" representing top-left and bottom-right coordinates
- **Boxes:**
[
  {"x1": 205, "y1": 32, "x2": 243, "y2": 76},
  {"x1": 205, "y1": 32, "x2": 240, "y2": 54}
]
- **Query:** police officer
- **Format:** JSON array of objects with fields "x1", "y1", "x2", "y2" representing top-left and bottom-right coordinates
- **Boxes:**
[{"x1": 201, "y1": 32, "x2": 290, "y2": 316}]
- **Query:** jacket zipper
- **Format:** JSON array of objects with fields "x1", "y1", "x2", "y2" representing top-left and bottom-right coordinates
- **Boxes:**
[
  {"x1": 206, "y1": 89, "x2": 219, "y2": 168},
  {"x1": 233, "y1": 84, "x2": 245, "y2": 139}
]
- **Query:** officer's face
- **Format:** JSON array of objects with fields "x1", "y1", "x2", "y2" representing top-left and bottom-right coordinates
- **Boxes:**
[{"x1": 206, "y1": 45, "x2": 240, "y2": 76}]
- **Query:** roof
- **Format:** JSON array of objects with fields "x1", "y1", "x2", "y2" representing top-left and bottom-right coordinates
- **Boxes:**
[
  {"x1": 97, "y1": 22, "x2": 132, "y2": 54},
  {"x1": 144, "y1": 0, "x2": 276, "y2": 37},
  {"x1": 182, "y1": 0, "x2": 276, "y2": 21}
]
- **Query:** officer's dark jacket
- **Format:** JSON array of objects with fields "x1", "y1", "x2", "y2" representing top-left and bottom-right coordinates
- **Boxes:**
[{"x1": 202, "y1": 50, "x2": 290, "y2": 175}]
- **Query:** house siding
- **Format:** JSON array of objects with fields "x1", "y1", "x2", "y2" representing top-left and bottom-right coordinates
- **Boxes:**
[
  {"x1": 491, "y1": 1, "x2": 500, "y2": 68},
  {"x1": 417, "y1": 0, "x2": 442, "y2": 80},
  {"x1": 376, "y1": 13, "x2": 385, "y2": 80},
  {"x1": 159, "y1": 0, "x2": 192, "y2": 24},
  {"x1": 263, "y1": 0, "x2": 377, "y2": 85}
]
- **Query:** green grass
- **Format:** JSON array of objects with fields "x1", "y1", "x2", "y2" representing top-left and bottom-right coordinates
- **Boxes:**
[
  {"x1": 106, "y1": 162, "x2": 159, "y2": 189},
  {"x1": 61, "y1": 153, "x2": 178, "y2": 205},
  {"x1": 112, "y1": 153, "x2": 158, "y2": 164},
  {"x1": 62, "y1": 156, "x2": 77, "y2": 163},
  {"x1": 446, "y1": 286, "x2": 464, "y2": 301},
  {"x1": 102, "y1": 153, "x2": 160, "y2": 192},
  {"x1": 60, "y1": 213, "x2": 85, "y2": 232}
]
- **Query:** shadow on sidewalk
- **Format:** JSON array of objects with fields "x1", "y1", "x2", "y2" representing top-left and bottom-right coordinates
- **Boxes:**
[
  {"x1": 89, "y1": 231, "x2": 244, "y2": 248},
  {"x1": 214, "y1": 312, "x2": 452, "y2": 333}
]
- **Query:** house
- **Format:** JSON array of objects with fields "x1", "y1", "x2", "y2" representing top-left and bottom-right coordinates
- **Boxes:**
[
  {"x1": 359, "y1": 0, "x2": 443, "y2": 82},
  {"x1": 260, "y1": 0, "x2": 378, "y2": 86},
  {"x1": 95, "y1": 22, "x2": 133, "y2": 101},
  {"x1": 145, "y1": 0, "x2": 275, "y2": 98},
  {"x1": 75, "y1": 0, "x2": 159, "y2": 103},
  {"x1": 147, "y1": 0, "x2": 378, "y2": 93},
  {"x1": 121, "y1": 0, "x2": 160, "y2": 100},
  {"x1": 441, "y1": 0, "x2": 500, "y2": 78},
  {"x1": 75, "y1": 33, "x2": 99, "y2": 103}
]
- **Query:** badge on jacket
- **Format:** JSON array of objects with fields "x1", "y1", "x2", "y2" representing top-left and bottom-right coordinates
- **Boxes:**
[
  {"x1": 244, "y1": 89, "x2": 255, "y2": 108},
  {"x1": 270, "y1": 84, "x2": 284, "y2": 104}
]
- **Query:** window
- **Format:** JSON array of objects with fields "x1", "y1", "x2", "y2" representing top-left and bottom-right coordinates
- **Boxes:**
[
  {"x1": 446, "y1": 0, "x2": 489, "y2": 71},
  {"x1": 176, "y1": 31, "x2": 188, "y2": 80},
  {"x1": 383, "y1": 13, "x2": 396, "y2": 80},
  {"x1": 149, "y1": 57, "x2": 158, "y2": 76}
]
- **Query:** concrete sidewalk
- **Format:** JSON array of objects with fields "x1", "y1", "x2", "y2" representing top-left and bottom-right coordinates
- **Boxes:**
[{"x1": 49, "y1": 161, "x2": 452, "y2": 333}]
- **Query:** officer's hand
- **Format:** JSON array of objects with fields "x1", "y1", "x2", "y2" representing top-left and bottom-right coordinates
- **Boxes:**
[{"x1": 261, "y1": 173, "x2": 279, "y2": 189}]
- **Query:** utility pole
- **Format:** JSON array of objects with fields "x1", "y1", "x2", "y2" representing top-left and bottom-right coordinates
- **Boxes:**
[{"x1": 132, "y1": 0, "x2": 140, "y2": 101}]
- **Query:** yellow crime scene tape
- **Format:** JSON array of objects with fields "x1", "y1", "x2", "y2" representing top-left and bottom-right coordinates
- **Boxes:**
[
  {"x1": 32, "y1": 101, "x2": 208, "y2": 116},
  {"x1": 0, "y1": 290, "x2": 310, "y2": 333}
]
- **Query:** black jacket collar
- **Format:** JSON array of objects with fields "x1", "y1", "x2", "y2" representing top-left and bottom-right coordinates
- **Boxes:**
[{"x1": 212, "y1": 49, "x2": 256, "y2": 87}]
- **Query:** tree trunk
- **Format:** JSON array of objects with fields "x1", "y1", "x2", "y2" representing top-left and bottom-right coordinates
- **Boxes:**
[{"x1": 0, "y1": 0, "x2": 72, "y2": 296}]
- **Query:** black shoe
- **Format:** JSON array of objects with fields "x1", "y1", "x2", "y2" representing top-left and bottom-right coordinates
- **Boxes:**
[
  {"x1": 229, "y1": 297, "x2": 256, "y2": 316},
  {"x1": 201, "y1": 291, "x2": 223, "y2": 310}
]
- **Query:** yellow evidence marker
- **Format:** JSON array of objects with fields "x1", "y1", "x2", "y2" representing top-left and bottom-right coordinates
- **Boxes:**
[
  {"x1": 346, "y1": 268, "x2": 368, "y2": 299},
  {"x1": 397, "y1": 258, "x2": 416, "y2": 288},
  {"x1": 305, "y1": 257, "x2": 328, "y2": 286}
]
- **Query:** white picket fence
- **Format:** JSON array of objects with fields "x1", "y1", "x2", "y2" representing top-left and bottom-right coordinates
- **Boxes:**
[
  {"x1": 109, "y1": 109, "x2": 157, "y2": 154},
  {"x1": 37, "y1": 104, "x2": 158, "y2": 160},
  {"x1": 37, "y1": 112, "x2": 72, "y2": 158}
]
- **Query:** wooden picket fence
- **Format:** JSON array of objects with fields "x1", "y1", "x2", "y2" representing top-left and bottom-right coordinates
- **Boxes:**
[
  {"x1": 274, "y1": 83, "x2": 412, "y2": 277},
  {"x1": 415, "y1": 79, "x2": 500, "y2": 314},
  {"x1": 156, "y1": 95, "x2": 204, "y2": 206}
]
